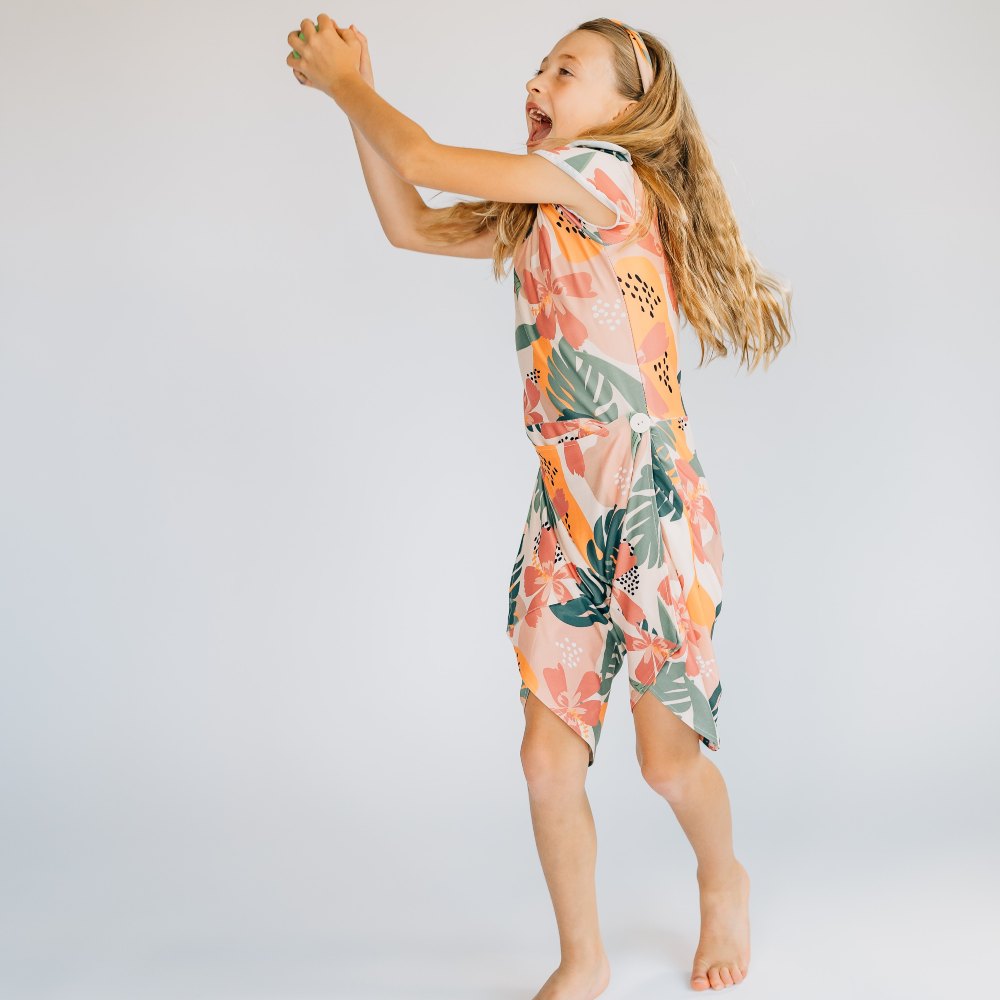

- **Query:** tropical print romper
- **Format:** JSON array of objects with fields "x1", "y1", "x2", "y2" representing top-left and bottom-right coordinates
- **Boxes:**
[{"x1": 506, "y1": 140, "x2": 725, "y2": 767}]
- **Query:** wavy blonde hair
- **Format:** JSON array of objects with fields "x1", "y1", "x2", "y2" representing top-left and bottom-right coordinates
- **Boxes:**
[{"x1": 416, "y1": 17, "x2": 793, "y2": 370}]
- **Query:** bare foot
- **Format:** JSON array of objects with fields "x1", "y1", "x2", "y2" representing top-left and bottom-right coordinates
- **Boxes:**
[
  {"x1": 531, "y1": 951, "x2": 611, "y2": 1000},
  {"x1": 690, "y1": 859, "x2": 751, "y2": 991}
]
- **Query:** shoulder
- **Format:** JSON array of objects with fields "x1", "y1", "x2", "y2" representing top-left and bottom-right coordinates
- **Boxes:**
[
  {"x1": 530, "y1": 140, "x2": 638, "y2": 236},
  {"x1": 531, "y1": 140, "x2": 635, "y2": 182}
]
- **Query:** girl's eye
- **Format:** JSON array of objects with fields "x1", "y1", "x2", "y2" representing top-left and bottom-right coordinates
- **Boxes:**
[{"x1": 533, "y1": 67, "x2": 572, "y2": 76}]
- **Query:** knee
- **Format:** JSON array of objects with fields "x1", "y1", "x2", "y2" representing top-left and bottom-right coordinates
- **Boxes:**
[
  {"x1": 638, "y1": 754, "x2": 699, "y2": 801},
  {"x1": 520, "y1": 734, "x2": 588, "y2": 793}
]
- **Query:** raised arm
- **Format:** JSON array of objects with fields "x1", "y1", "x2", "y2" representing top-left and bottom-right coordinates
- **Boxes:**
[
  {"x1": 346, "y1": 116, "x2": 425, "y2": 247},
  {"x1": 348, "y1": 117, "x2": 497, "y2": 257},
  {"x1": 397, "y1": 144, "x2": 616, "y2": 230},
  {"x1": 288, "y1": 20, "x2": 617, "y2": 249},
  {"x1": 306, "y1": 23, "x2": 496, "y2": 256}
]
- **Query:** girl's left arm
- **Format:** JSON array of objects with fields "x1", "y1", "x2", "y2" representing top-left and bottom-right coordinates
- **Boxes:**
[
  {"x1": 331, "y1": 74, "x2": 617, "y2": 228},
  {"x1": 286, "y1": 19, "x2": 617, "y2": 228}
]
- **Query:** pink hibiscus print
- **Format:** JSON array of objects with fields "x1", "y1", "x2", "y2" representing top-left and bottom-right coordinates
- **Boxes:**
[
  {"x1": 610, "y1": 545, "x2": 684, "y2": 685},
  {"x1": 673, "y1": 457, "x2": 720, "y2": 567},
  {"x1": 542, "y1": 662, "x2": 603, "y2": 729},
  {"x1": 656, "y1": 572, "x2": 703, "y2": 678},
  {"x1": 523, "y1": 377, "x2": 546, "y2": 424},
  {"x1": 524, "y1": 522, "x2": 580, "y2": 627},
  {"x1": 534, "y1": 418, "x2": 609, "y2": 476},
  {"x1": 520, "y1": 226, "x2": 596, "y2": 349}
]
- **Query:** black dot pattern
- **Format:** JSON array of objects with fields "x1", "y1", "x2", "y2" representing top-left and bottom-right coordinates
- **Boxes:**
[
  {"x1": 653, "y1": 355, "x2": 674, "y2": 395},
  {"x1": 617, "y1": 271, "x2": 662, "y2": 317},
  {"x1": 539, "y1": 454, "x2": 558, "y2": 488},
  {"x1": 614, "y1": 542, "x2": 640, "y2": 596},
  {"x1": 553, "y1": 205, "x2": 596, "y2": 241}
]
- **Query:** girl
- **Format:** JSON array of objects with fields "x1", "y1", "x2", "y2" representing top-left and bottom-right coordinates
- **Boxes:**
[{"x1": 287, "y1": 14, "x2": 792, "y2": 997}]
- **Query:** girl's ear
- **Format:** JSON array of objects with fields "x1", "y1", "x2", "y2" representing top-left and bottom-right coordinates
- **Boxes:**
[{"x1": 612, "y1": 101, "x2": 637, "y2": 123}]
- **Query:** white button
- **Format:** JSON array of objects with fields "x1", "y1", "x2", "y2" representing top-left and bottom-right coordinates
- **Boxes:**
[{"x1": 630, "y1": 412, "x2": 651, "y2": 432}]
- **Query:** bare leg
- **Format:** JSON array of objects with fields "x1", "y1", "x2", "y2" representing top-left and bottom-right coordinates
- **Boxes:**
[
  {"x1": 632, "y1": 692, "x2": 751, "y2": 991},
  {"x1": 519, "y1": 692, "x2": 612, "y2": 1000}
]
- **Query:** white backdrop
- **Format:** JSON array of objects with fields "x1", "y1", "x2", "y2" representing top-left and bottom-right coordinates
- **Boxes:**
[{"x1": 2, "y1": 2, "x2": 997, "y2": 997}]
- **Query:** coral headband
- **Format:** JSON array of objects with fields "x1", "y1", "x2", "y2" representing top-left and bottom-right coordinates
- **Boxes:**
[{"x1": 608, "y1": 18, "x2": 653, "y2": 95}]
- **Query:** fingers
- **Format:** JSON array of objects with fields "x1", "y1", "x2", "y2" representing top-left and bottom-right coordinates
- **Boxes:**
[
  {"x1": 325, "y1": 15, "x2": 347, "y2": 37},
  {"x1": 335, "y1": 21, "x2": 359, "y2": 44}
]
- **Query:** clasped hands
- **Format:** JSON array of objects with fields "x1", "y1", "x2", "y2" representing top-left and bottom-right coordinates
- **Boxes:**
[{"x1": 286, "y1": 14, "x2": 362, "y2": 96}]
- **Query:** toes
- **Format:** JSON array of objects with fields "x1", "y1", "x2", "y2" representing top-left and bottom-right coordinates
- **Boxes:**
[
  {"x1": 720, "y1": 966, "x2": 735, "y2": 986},
  {"x1": 691, "y1": 970, "x2": 711, "y2": 991},
  {"x1": 730, "y1": 965, "x2": 745, "y2": 984},
  {"x1": 708, "y1": 967, "x2": 724, "y2": 989}
]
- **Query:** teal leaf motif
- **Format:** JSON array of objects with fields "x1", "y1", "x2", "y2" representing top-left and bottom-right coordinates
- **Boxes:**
[
  {"x1": 551, "y1": 565, "x2": 612, "y2": 627},
  {"x1": 536, "y1": 472, "x2": 610, "y2": 626},
  {"x1": 529, "y1": 467, "x2": 547, "y2": 517},
  {"x1": 515, "y1": 322, "x2": 541, "y2": 351},
  {"x1": 652, "y1": 453, "x2": 683, "y2": 521},
  {"x1": 649, "y1": 423, "x2": 684, "y2": 521},
  {"x1": 710, "y1": 600, "x2": 723, "y2": 639},
  {"x1": 586, "y1": 506, "x2": 626, "y2": 587},
  {"x1": 649, "y1": 420, "x2": 678, "y2": 452},
  {"x1": 537, "y1": 476, "x2": 563, "y2": 535},
  {"x1": 641, "y1": 657, "x2": 691, "y2": 712},
  {"x1": 545, "y1": 337, "x2": 646, "y2": 420},
  {"x1": 656, "y1": 593, "x2": 681, "y2": 648},
  {"x1": 597, "y1": 623, "x2": 626, "y2": 696},
  {"x1": 688, "y1": 681, "x2": 717, "y2": 739},
  {"x1": 507, "y1": 550, "x2": 523, "y2": 630},
  {"x1": 708, "y1": 681, "x2": 722, "y2": 723},
  {"x1": 623, "y1": 458, "x2": 665, "y2": 569},
  {"x1": 633, "y1": 658, "x2": 720, "y2": 746}
]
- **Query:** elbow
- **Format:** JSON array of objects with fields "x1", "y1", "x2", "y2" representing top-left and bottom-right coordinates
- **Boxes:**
[{"x1": 397, "y1": 137, "x2": 435, "y2": 188}]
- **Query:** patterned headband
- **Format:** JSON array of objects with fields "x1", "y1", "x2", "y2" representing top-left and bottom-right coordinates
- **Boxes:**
[{"x1": 608, "y1": 18, "x2": 653, "y2": 95}]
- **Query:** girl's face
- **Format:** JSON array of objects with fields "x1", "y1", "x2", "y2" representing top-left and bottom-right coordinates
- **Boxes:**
[{"x1": 525, "y1": 30, "x2": 636, "y2": 148}]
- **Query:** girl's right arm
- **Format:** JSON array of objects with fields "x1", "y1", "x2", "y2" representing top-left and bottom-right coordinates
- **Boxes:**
[
  {"x1": 348, "y1": 119, "x2": 495, "y2": 258},
  {"x1": 346, "y1": 27, "x2": 495, "y2": 259}
]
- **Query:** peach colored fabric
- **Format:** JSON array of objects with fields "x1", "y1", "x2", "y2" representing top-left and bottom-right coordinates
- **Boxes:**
[{"x1": 506, "y1": 141, "x2": 725, "y2": 766}]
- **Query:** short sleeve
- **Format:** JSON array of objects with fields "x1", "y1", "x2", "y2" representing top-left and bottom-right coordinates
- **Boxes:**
[{"x1": 531, "y1": 140, "x2": 637, "y2": 233}]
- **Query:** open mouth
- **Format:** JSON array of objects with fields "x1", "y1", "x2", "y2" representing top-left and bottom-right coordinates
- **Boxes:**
[{"x1": 527, "y1": 108, "x2": 553, "y2": 144}]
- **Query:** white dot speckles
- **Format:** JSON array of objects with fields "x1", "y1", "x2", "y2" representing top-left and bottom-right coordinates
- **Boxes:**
[
  {"x1": 591, "y1": 296, "x2": 627, "y2": 330},
  {"x1": 694, "y1": 650, "x2": 716, "y2": 681},
  {"x1": 555, "y1": 637, "x2": 584, "y2": 671},
  {"x1": 613, "y1": 462, "x2": 630, "y2": 495}
]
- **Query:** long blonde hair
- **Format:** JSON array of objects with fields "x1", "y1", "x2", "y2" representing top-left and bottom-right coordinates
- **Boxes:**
[{"x1": 416, "y1": 17, "x2": 793, "y2": 370}]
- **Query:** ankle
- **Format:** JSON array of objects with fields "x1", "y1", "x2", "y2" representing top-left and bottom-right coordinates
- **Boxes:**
[
  {"x1": 558, "y1": 943, "x2": 607, "y2": 967},
  {"x1": 696, "y1": 857, "x2": 744, "y2": 887}
]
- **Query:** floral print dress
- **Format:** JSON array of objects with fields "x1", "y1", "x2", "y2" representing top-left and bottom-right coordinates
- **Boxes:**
[{"x1": 506, "y1": 140, "x2": 725, "y2": 767}]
